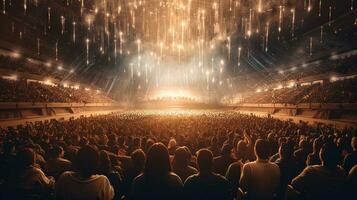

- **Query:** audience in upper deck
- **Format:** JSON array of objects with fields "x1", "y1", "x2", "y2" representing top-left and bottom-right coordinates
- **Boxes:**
[{"x1": 0, "y1": 78, "x2": 114, "y2": 103}]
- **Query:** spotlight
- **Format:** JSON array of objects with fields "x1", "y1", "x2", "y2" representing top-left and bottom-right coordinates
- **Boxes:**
[
  {"x1": 11, "y1": 51, "x2": 21, "y2": 58},
  {"x1": 45, "y1": 62, "x2": 52, "y2": 67},
  {"x1": 330, "y1": 76, "x2": 338, "y2": 82}
]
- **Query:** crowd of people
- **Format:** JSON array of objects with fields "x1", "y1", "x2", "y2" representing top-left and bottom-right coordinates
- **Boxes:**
[
  {"x1": 0, "y1": 55, "x2": 67, "y2": 80},
  {"x1": 0, "y1": 78, "x2": 115, "y2": 103},
  {"x1": 0, "y1": 110, "x2": 356, "y2": 200},
  {"x1": 242, "y1": 77, "x2": 357, "y2": 104}
]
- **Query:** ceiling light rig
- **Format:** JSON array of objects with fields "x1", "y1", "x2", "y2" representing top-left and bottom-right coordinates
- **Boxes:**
[{"x1": 0, "y1": 0, "x2": 354, "y2": 100}]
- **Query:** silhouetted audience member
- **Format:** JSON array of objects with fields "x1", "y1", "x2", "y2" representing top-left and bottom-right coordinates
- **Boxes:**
[
  {"x1": 209, "y1": 137, "x2": 221, "y2": 157},
  {"x1": 122, "y1": 149, "x2": 146, "y2": 197},
  {"x1": 98, "y1": 150, "x2": 122, "y2": 200},
  {"x1": 130, "y1": 143, "x2": 183, "y2": 200},
  {"x1": 294, "y1": 139, "x2": 310, "y2": 171},
  {"x1": 291, "y1": 143, "x2": 347, "y2": 200},
  {"x1": 0, "y1": 141, "x2": 16, "y2": 182},
  {"x1": 184, "y1": 149, "x2": 230, "y2": 200},
  {"x1": 213, "y1": 144, "x2": 236, "y2": 176},
  {"x1": 44, "y1": 146, "x2": 72, "y2": 180},
  {"x1": 275, "y1": 141, "x2": 299, "y2": 199},
  {"x1": 6, "y1": 148, "x2": 54, "y2": 199},
  {"x1": 343, "y1": 137, "x2": 357, "y2": 172},
  {"x1": 172, "y1": 146, "x2": 198, "y2": 182},
  {"x1": 225, "y1": 140, "x2": 245, "y2": 198},
  {"x1": 346, "y1": 164, "x2": 357, "y2": 198},
  {"x1": 240, "y1": 139, "x2": 280, "y2": 200},
  {"x1": 168, "y1": 138, "x2": 178, "y2": 156},
  {"x1": 306, "y1": 137, "x2": 323, "y2": 166},
  {"x1": 55, "y1": 145, "x2": 114, "y2": 200}
]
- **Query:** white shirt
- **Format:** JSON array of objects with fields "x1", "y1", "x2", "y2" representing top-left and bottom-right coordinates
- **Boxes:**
[
  {"x1": 240, "y1": 159, "x2": 280, "y2": 200},
  {"x1": 55, "y1": 171, "x2": 115, "y2": 200}
]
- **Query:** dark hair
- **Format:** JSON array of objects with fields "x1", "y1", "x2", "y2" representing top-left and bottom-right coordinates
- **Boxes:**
[
  {"x1": 144, "y1": 143, "x2": 171, "y2": 178},
  {"x1": 75, "y1": 145, "x2": 99, "y2": 178},
  {"x1": 3, "y1": 142, "x2": 15, "y2": 154},
  {"x1": 145, "y1": 139, "x2": 155, "y2": 153},
  {"x1": 211, "y1": 137, "x2": 218, "y2": 146},
  {"x1": 99, "y1": 150, "x2": 112, "y2": 174},
  {"x1": 236, "y1": 140, "x2": 247, "y2": 161},
  {"x1": 173, "y1": 147, "x2": 189, "y2": 167},
  {"x1": 17, "y1": 148, "x2": 35, "y2": 168},
  {"x1": 118, "y1": 136, "x2": 125, "y2": 146},
  {"x1": 320, "y1": 143, "x2": 340, "y2": 168},
  {"x1": 299, "y1": 140, "x2": 309, "y2": 150},
  {"x1": 197, "y1": 149, "x2": 213, "y2": 173},
  {"x1": 254, "y1": 139, "x2": 271, "y2": 160},
  {"x1": 50, "y1": 146, "x2": 64, "y2": 158},
  {"x1": 279, "y1": 142, "x2": 294, "y2": 160},
  {"x1": 313, "y1": 138, "x2": 323, "y2": 153},
  {"x1": 131, "y1": 149, "x2": 146, "y2": 171},
  {"x1": 221, "y1": 144, "x2": 233, "y2": 157}
]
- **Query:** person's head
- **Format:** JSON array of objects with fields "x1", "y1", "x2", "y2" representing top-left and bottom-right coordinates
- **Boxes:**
[
  {"x1": 118, "y1": 136, "x2": 125, "y2": 146},
  {"x1": 211, "y1": 137, "x2": 218, "y2": 146},
  {"x1": 173, "y1": 147, "x2": 190, "y2": 167},
  {"x1": 221, "y1": 144, "x2": 233, "y2": 157},
  {"x1": 299, "y1": 139, "x2": 309, "y2": 150},
  {"x1": 168, "y1": 138, "x2": 177, "y2": 149},
  {"x1": 313, "y1": 138, "x2": 323, "y2": 154},
  {"x1": 131, "y1": 149, "x2": 146, "y2": 171},
  {"x1": 75, "y1": 145, "x2": 99, "y2": 178},
  {"x1": 133, "y1": 137, "x2": 141, "y2": 147},
  {"x1": 351, "y1": 137, "x2": 357, "y2": 151},
  {"x1": 144, "y1": 143, "x2": 171, "y2": 178},
  {"x1": 3, "y1": 142, "x2": 15, "y2": 154},
  {"x1": 254, "y1": 139, "x2": 271, "y2": 160},
  {"x1": 267, "y1": 132, "x2": 275, "y2": 142},
  {"x1": 236, "y1": 140, "x2": 247, "y2": 160},
  {"x1": 145, "y1": 139, "x2": 155, "y2": 153},
  {"x1": 50, "y1": 146, "x2": 64, "y2": 159},
  {"x1": 320, "y1": 143, "x2": 340, "y2": 168},
  {"x1": 197, "y1": 149, "x2": 213, "y2": 174},
  {"x1": 98, "y1": 150, "x2": 111, "y2": 173},
  {"x1": 279, "y1": 142, "x2": 294, "y2": 160},
  {"x1": 17, "y1": 148, "x2": 35, "y2": 168}
]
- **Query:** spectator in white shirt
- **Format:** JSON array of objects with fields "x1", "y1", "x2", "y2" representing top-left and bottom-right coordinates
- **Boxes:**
[{"x1": 239, "y1": 139, "x2": 281, "y2": 200}]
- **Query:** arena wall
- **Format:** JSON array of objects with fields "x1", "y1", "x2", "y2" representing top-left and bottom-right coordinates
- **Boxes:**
[
  {"x1": 233, "y1": 103, "x2": 357, "y2": 129},
  {"x1": 0, "y1": 102, "x2": 124, "y2": 127}
]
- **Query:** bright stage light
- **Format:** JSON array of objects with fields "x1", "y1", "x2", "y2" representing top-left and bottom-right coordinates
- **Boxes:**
[
  {"x1": 330, "y1": 76, "x2": 338, "y2": 82},
  {"x1": 11, "y1": 51, "x2": 21, "y2": 58},
  {"x1": 148, "y1": 87, "x2": 200, "y2": 102}
]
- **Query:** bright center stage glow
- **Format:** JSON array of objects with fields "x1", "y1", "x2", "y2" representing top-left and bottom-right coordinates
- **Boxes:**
[{"x1": 146, "y1": 87, "x2": 201, "y2": 102}]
